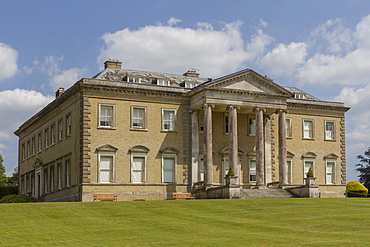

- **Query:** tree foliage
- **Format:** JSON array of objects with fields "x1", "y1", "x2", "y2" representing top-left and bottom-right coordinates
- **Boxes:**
[
  {"x1": 0, "y1": 155, "x2": 7, "y2": 187},
  {"x1": 355, "y1": 147, "x2": 370, "y2": 190}
]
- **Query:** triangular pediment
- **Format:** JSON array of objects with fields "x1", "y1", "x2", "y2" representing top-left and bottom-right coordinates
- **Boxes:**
[{"x1": 205, "y1": 69, "x2": 292, "y2": 96}]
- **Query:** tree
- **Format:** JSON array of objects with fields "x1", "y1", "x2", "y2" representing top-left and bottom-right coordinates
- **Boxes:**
[
  {"x1": 355, "y1": 147, "x2": 370, "y2": 190},
  {"x1": 7, "y1": 167, "x2": 18, "y2": 187},
  {"x1": 0, "y1": 155, "x2": 7, "y2": 187}
]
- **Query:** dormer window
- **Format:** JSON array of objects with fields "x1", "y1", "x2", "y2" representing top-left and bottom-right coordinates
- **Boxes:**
[
  {"x1": 157, "y1": 79, "x2": 170, "y2": 86},
  {"x1": 185, "y1": 82, "x2": 195, "y2": 88},
  {"x1": 127, "y1": 76, "x2": 141, "y2": 83},
  {"x1": 294, "y1": 93, "x2": 305, "y2": 99}
]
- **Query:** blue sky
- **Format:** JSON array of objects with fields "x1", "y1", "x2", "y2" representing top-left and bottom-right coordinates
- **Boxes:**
[{"x1": 1, "y1": 0, "x2": 370, "y2": 181}]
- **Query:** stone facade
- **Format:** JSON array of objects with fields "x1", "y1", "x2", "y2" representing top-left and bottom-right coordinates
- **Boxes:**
[{"x1": 15, "y1": 60, "x2": 349, "y2": 201}]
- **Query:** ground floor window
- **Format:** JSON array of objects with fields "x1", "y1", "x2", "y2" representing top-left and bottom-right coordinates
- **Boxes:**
[
  {"x1": 326, "y1": 162, "x2": 335, "y2": 184},
  {"x1": 304, "y1": 161, "x2": 314, "y2": 178},
  {"x1": 163, "y1": 157, "x2": 175, "y2": 183},
  {"x1": 199, "y1": 158, "x2": 204, "y2": 181},
  {"x1": 132, "y1": 157, "x2": 145, "y2": 183},
  {"x1": 99, "y1": 156, "x2": 113, "y2": 183},
  {"x1": 249, "y1": 159, "x2": 256, "y2": 182},
  {"x1": 287, "y1": 160, "x2": 292, "y2": 184}
]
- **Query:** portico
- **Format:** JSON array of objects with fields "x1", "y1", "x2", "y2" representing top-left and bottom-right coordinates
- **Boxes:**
[{"x1": 189, "y1": 69, "x2": 293, "y2": 189}]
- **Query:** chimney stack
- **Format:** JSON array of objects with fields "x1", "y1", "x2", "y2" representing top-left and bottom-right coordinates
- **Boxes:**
[
  {"x1": 55, "y1": 87, "x2": 65, "y2": 98},
  {"x1": 104, "y1": 59, "x2": 122, "y2": 69},
  {"x1": 183, "y1": 70, "x2": 200, "y2": 78}
]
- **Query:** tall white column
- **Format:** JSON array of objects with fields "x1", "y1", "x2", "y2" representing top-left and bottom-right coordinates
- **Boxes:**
[
  {"x1": 264, "y1": 115, "x2": 272, "y2": 184},
  {"x1": 204, "y1": 104, "x2": 214, "y2": 187},
  {"x1": 191, "y1": 110, "x2": 199, "y2": 185},
  {"x1": 278, "y1": 109, "x2": 287, "y2": 186},
  {"x1": 254, "y1": 107, "x2": 266, "y2": 188},
  {"x1": 228, "y1": 105, "x2": 240, "y2": 184}
]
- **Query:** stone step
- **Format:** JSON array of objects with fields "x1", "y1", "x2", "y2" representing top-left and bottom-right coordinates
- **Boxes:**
[{"x1": 240, "y1": 188, "x2": 294, "y2": 199}]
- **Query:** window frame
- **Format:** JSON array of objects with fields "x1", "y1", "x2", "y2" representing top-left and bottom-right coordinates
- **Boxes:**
[
  {"x1": 31, "y1": 137, "x2": 36, "y2": 156},
  {"x1": 248, "y1": 117, "x2": 256, "y2": 136},
  {"x1": 157, "y1": 79, "x2": 170, "y2": 86},
  {"x1": 58, "y1": 119, "x2": 63, "y2": 141},
  {"x1": 44, "y1": 169, "x2": 48, "y2": 194},
  {"x1": 326, "y1": 160, "x2": 336, "y2": 184},
  {"x1": 127, "y1": 76, "x2": 141, "y2": 83},
  {"x1": 98, "y1": 103, "x2": 116, "y2": 129},
  {"x1": 66, "y1": 114, "x2": 72, "y2": 137},
  {"x1": 303, "y1": 160, "x2": 315, "y2": 179},
  {"x1": 302, "y1": 119, "x2": 314, "y2": 139},
  {"x1": 58, "y1": 163, "x2": 63, "y2": 190},
  {"x1": 66, "y1": 160, "x2": 71, "y2": 187},
  {"x1": 224, "y1": 113, "x2": 229, "y2": 135},
  {"x1": 50, "y1": 166, "x2": 55, "y2": 192},
  {"x1": 286, "y1": 117, "x2": 292, "y2": 138},
  {"x1": 161, "y1": 108, "x2": 177, "y2": 132},
  {"x1": 44, "y1": 128, "x2": 49, "y2": 149},
  {"x1": 130, "y1": 106, "x2": 148, "y2": 131},
  {"x1": 131, "y1": 153, "x2": 147, "y2": 183},
  {"x1": 325, "y1": 120, "x2": 336, "y2": 141},
  {"x1": 162, "y1": 154, "x2": 176, "y2": 183},
  {"x1": 37, "y1": 132, "x2": 42, "y2": 153},
  {"x1": 249, "y1": 159, "x2": 256, "y2": 183},
  {"x1": 98, "y1": 152, "x2": 115, "y2": 183},
  {"x1": 199, "y1": 157, "x2": 204, "y2": 182},
  {"x1": 21, "y1": 143, "x2": 25, "y2": 161},
  {"x1": 50, "y1": 124, "x2": 56, "y2": 146},
  {"x1": 185, "y1": 82, "x2": 195, "y2": 88}
]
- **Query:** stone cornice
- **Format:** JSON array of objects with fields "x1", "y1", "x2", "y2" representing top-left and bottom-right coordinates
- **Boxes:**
[{"x1": 287, "y1": 99, "x2": 350, "y2": 112}]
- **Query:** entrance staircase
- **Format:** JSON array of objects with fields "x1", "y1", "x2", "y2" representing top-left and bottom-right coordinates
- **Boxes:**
[{"x1": 240, "y1": 188, "x2": 294, "y2": 199}]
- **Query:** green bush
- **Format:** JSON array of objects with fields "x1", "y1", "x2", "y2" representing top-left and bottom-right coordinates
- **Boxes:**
[
  {"x1": 0, "y1": 195, "x2": 36, "y2": 203},
  {"x1": 227, "y1": 166, "x2": 235, "y2": 177},
  {"x1": 346, "y1": 181, "x2": 368, "y2": 197},
  {"x1": 306, "y1": 167, "x2": 314, "y2": 178}
]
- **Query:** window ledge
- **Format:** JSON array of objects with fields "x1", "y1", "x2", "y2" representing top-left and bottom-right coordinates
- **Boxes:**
[
  {"x1": 98, "y1": 127, "x2": 116, "y2": 130},
  {"x1": 324, "y1": 139, "x2": 336, "y2": 142},
  {"x1": 161, "y1": 130, "x2": 177, "y2": 133},
  {"x1": 302, "y1": 138, "x2": 315, "y2": 140},
  {"x1": 130, "y1": 128, "x2": 148, "y2": 132}
]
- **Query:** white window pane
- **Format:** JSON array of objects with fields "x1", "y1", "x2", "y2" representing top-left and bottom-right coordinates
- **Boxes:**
[
  {"x1": 100, "y1": 156, "x2": 112, "y2": 169},
  {"x1": 164, "y1": 171, "x2": 173, "y2": 182},
  {"x1": 100, "y1": 171, "x2": 112, "y2": 183},
  {"x1": 163, "y1": 158, "x2": 174, "y2": 182},
  {"x1": 199, "y1": 159, "x2": 204, "y2": 181},
  {"x1": 224, "y1": 158, "x2": 230, "y2": 175},
  {"x1": 163, "y1": 158, "x2": 174, "y2": 169},
  {"x1": 133, "y1": 171, "x2": 143, "y2": 183},
  {"x1": 133, "y1": 157, "x2": 144, "y2": 170}
]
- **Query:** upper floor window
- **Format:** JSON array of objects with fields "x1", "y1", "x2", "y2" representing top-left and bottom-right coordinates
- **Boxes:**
[
  {"x1": 26, "y1": 141, "x2": 30, "y2": 158},
  {"x1": 37, "y1": 133, "x2": 42, "y2": 152},
  {"x1": 162, "y1": 109, "x2": 176, "y2": 131},
  {"x1": 131, "y1": 106, "x2": 147, "y2": 130},
  {"x1": 31, "y1": 137, "x2": 36, "y2": 156},
  {"x1": 286, "y1": 118, "x2": 292, "y2": 138},
  {"x1": 127, "y1": 76, "x2": 141, "y2": 83},
  {"x1": 249, "y1": 117, "x2": 256, "y2": 136},
  {"x1": 58, "y1": 119, "x2": 63, "y2": 141},
  {"x1": 325, "y1": 121, "x2": 335, "y2": 140},
  {"x1": 44, "y1": 128, "x2": 49, "y2": 148},
  {"x1": 99, "y1": 104, "x2": 115, "y2": 128},
  {"x1": 21, "y1": 144, "x2": 25, "y2": 161},
  {"x1": 199, "y1": 112, "x2": 204, "y2": 132},
  {"x1": 157, "y1": 79, "x2": 170, "y2": 86},
  {"x1": 66, "y1": 114, "x2": 72, "y2": 137},
  {"x1": 303, "y1": 119, "x2": 314, "y2": 139},
  {"x1": 51, "y1": 124, "x2": 56, "y2": 145}
]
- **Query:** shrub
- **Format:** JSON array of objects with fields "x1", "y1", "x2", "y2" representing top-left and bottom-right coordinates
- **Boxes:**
[
  {"x1": 346, "y1": 181, "x2": 368, "y2": 197},
  {"x1": 0, "y1": 186, "x2": 18, "y2": 199},
  {"x1": 306, "y1": 167, "x2": 314, "y2": 178},
  {"x1": 227, "y1": 166, "x2": 235, "y2": 177},
  {"x1": 0, "y1": 195, "x2": 36, "y2": 203}
]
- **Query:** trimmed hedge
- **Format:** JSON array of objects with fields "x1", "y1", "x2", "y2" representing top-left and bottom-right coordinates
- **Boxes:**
[
  {"x1": 346, "y1": 181, "x2": 368, "y2": 197},
  {"x1": 0, "y1": 195, "x2": 36, "y2": 203},
  {"x1": 0, "y1": 186, "x2": 18, "y2": 199}
]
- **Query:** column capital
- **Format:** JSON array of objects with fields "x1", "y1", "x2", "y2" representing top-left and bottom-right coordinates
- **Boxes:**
[
  {"x1": 226, "y1": 105, "x2": 240, "y2": 111},
  {"x1": 203, "y1": 103, "x2": 215, "y2": 109},
  {"x1": 276, "y1": 109, "x2": 288, "y2": 115},
  {"x1": 253, "y1": 107, "x2": 266, "y2": 113},
  {"x1": 264, "y1": 114, "x2": 273, "y2": 120}
]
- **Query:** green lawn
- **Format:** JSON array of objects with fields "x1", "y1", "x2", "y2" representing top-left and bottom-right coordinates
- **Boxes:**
[{"x1": 1, "y1": 198, "x2": 369, "y2": 246}]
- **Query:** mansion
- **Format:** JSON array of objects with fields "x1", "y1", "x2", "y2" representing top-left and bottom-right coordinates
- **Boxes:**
[{"x1": 15, "y1": 59, "x2": 350, "y2": 201}]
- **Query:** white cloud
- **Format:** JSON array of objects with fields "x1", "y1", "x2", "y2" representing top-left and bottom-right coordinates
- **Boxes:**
[
  {"x1": 98, "y1": 20, "x2": 250, "y2": 77},
  {"x1": 259, "y1": 42, "x2": 307, "y2": 77},
  {"x1": 24, "y1": 56, "x2": 87, "y2": 90},
  {"x1": 49, "y1": 67, "x2": 87, "y2": 89},
  {"x1": 310, "y1": 18, "x2": 353, "y2": 53},
  {"x1": 0, "y1": 43, "x2": 18, "y2": 81},
  {"x1": 0, "y1": 89, "x2": 53, "y2": 151},
  {"x1": 167, "y1": 17, "x2": 182, "y2": 26},
  {"x1": 355, "y1": 15, "x2": 370, "y2": 49}
]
